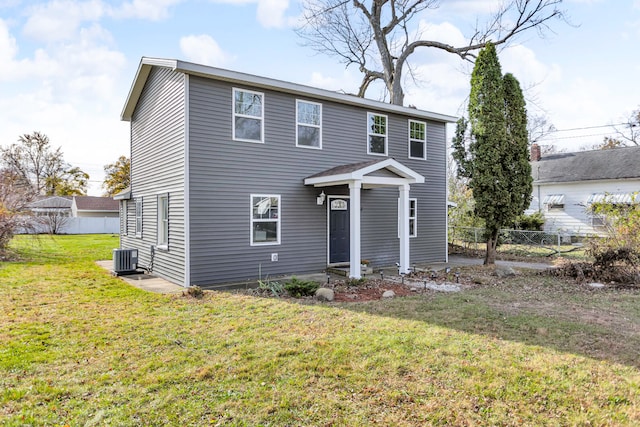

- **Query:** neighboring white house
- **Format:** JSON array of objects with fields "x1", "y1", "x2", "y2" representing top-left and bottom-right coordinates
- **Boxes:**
[
  {"x1": 24, "y1": 196, "x2": 119, "y2": 234},
  {"x1": 528, "y1": 144, "x2": 640, "y2": 236}
]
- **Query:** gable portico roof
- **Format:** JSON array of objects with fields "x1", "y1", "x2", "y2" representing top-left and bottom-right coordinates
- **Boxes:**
[
  {"x1": 304, "y1": 158, "x2": 425, "y2": 188},
  {"x1": 121, "y1": 57, "x2": 458, "y2": 124}
]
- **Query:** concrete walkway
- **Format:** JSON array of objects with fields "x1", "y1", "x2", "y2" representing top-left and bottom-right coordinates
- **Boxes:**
[{"x1": 96, "y1": 261, "x2": 184, "y2": 294}]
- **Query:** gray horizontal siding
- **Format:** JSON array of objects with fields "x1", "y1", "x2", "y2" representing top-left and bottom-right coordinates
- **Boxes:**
[
  {"x1": 123, "y1": 67, "x2": 186, "y2": 286},
  {"x1": 187, "y1": 76, "x2": 447, "y2": 285}
]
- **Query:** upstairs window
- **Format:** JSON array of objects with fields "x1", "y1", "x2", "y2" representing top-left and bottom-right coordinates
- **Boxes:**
[
  {"x1": 251, "y1": 195, "x2": 280, "y2": 246},
  {"x1": 367, "y1": 112, "x2": 387, "y2": 155},
  {"x1": 296, "y1": 100, "x2": 322, "y2": 149},
  {"x1": 233, "y1": 88, "x2": 264, "y2": 143},
  {"x1": 408, "y1": 120, "x2": 427, "y2": 160}
]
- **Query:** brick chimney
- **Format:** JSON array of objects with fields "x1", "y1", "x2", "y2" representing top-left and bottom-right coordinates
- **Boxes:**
[{"x1": 530, "y1": 143, "x2": 541, "y2": 161}]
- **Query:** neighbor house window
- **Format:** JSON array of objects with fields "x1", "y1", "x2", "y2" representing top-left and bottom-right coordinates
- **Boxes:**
[
  {"x1": 251, "y1": 195, "x2": 280, "y2": 245},
  {"x1": 408, "y1": 120, "x2": 427, "y2": 159},
  {"x1": 158, "y1": 194, "x2": 169, "y2": 248},
  {"x1": 543, "y1": 194, "x2": 565, "y2": 211},
  {"x1": 122, "y1": 200, "x2": 128, "y2": 236},
  {"x1": 398, "y1": 198, "x2": 417, "y2": 238},
  {"x1": 135, "y1": 198, "x2": 142, "y2": 238},
  {"x1": 367, "y1": 112, "x2": 387, "y2": 155},
  {"x1": 233, "y1": 88, "x2": 264, "y2": 143},
  {"x1": 296, "y1": 100, "x2": 322, "y2": 148}
]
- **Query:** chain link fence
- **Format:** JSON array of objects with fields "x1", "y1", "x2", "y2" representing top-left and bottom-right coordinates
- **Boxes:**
[{"x1": 449, "y1": 227, "x2": 580, "y2": 256}]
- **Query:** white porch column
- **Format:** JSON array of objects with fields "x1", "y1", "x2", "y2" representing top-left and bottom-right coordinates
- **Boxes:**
[
  {"x1": 398, "y1": 184, "x2": 410, "y2": 275},
  {"x1": 349, "y1": 180, "x2": 362, "y2": 279}
]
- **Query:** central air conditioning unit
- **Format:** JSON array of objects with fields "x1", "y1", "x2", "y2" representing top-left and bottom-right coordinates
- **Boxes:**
[{"x1": 113, "y1": 248, "x2": 139, "y2": 275}]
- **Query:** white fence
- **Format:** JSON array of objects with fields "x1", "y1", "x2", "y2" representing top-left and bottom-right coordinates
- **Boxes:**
[{"x1": 18, "y1": 217, "x2": 120, "y2": 235}]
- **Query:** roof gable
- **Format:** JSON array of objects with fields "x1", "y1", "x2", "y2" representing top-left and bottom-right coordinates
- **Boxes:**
[{"x1": 532, "y1": 146, "x2": 640, "y2": 183}]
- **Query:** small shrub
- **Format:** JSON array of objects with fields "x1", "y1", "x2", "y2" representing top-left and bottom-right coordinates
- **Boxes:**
[
  {"x1": 514, "y1": 212, "x2": 545, "y2": 231},
  {"x1": 284, "y1": 277, "x2": 319, "y2": 297},
  {"x1": 347, "y1": 277, "x2": 367, "y2": 287},
  {"x1": 258, "y1": 279, "x2": 284, "y2": 297},
  {"x1": 184, "y1": 285, "x2": 204, "y2": 299}
]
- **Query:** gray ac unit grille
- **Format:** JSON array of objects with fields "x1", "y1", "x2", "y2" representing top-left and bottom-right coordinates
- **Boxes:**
[{"x1": 113, "y1": 248, "x2": 138, "y2": 273}]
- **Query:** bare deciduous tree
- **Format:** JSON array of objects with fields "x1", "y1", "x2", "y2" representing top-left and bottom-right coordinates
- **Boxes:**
[
  {"x1": 1, "y1": 132, "x2": 89, "y2": 196},
  {"x1": 297, "y1": 0, "x2": 566, "y2": 105},
  {"x1": 608, "y1": 108, "x2": 640, "y2": 147},
  {"x1": 0, "y1": 169, "x2": 36, "y2": 252}
]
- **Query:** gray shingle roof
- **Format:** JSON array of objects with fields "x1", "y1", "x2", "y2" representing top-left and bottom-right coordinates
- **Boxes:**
[
  {"x1": 532, "y1": 146, "x2": 640, "y2": 183},
  {"x1": 305, "y1": 159, "x2": 385, "y2": 180},
  {"x1": 28, "y1": 196, "x2": 72, "y2": 209},
  {"x1": 74, "y1": 196, "x2": 119, "y2": 212}
]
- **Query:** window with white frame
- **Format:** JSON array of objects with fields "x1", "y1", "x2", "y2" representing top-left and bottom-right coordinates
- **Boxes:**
[
  {"x1": 158, "y1": 194, "x2": 169, "y2": 247},
  {"x1": 251, "y1": 195, "x2": 280, "y2": 245},
  {"x1": 122, "y1": 200, "x2": 128, "y2": 235},
  {"x1": 367, "y1": 112, "x2": 387, "y2": 155},
  {"x1": 408, "y1": 120, "x2": 427, "y2": 159},
  {"x1": 233, "y1": 88, "x2": 264, "y2": 143},
  {"x1": 398, "y1": 198, "x2": 417, "y2": 238},
  {"x1": 296, "y1": 100, "x2": 322, "y2": 148},
  {"x1": 135, "y1": 198, "x2": 142, "y2": 238}
]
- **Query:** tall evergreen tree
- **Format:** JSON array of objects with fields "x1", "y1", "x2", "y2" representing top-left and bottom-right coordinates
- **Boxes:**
[
  {"x1": 503, "y1": 73, "x2": 533, "y2": 220},
  {"x1": 452, "y1": 43, "x2": 532, "y2": 264}
]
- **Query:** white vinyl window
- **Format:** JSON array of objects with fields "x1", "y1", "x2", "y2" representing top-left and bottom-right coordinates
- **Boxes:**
[
  {"x1": 367, "y1": 112, "x2": 388, "y2": 155},
  {"x1": 408, "y1": 120, "x2": 427, "y2": 160},
  {"x1": 296, "y1": 100, "x2": 322, "y2": 149},
  {"x1": 233, "y1": 88, "x2": 264, "y2": 143},
  {"x1": 135, "y1": 198, "x2": 142, "y2": 238},
  {"x1": 122, "y1": 200, "x2": 128, "y2": 236},
  {"x1": 251, "y1": 195, "x2": 280, "y2": 246},
  {"x1": 158, "y1": 194, "x2": 169, "y2": 248},
  {"x1": 398, "y1": 198, "x2": 417, "y2": 238}
]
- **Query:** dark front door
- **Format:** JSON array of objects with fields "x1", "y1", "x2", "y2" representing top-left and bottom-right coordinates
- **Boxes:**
[{"x1": 329, "y1": 198, "x2": 350, "y2": 264}]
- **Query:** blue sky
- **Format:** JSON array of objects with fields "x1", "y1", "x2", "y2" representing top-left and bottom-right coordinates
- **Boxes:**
[{"x1": 1, "y1": 0, "x2": 639, "y2": 195}]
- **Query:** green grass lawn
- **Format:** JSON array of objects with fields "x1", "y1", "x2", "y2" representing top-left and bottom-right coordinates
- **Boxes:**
[{"x1": 2, "y1": 235, "x2": 640, "y2": 425}]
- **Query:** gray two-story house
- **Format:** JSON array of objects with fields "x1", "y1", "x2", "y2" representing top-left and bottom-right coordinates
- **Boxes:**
[{"x1": 116, "y1": 57, "x2": 456, "y2": 287}]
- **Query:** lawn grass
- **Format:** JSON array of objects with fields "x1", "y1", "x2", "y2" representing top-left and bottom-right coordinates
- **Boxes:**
[{"x1": 2, "y1": 235, "x2": 640, "y2": 425}]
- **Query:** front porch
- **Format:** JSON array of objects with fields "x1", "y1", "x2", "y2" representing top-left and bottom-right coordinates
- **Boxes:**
[{"x1": 305, "y1": 158, "x2": 425, "y2": 279}]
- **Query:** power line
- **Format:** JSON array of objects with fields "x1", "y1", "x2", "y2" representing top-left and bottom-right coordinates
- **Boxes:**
[
  {"x1": 548, "y1": 123, "x2": 629, "y2": 133},
  {"x1": 539, "y1": 132, "x2": 613, "y2": 141}
]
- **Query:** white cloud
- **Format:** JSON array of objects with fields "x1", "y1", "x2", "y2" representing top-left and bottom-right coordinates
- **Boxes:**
[
  {"x1": 444, "y1": 1, "x2": 504, "y2": 17},
  {"x1": 0, "y1": 19, "x2": 60, "y2": 81},
  {"x1": 308, "y1": 70, "x2": 360, "y2": 95},
  {"x1": 500, "y1": 44, "x2": 562, "y2": 88},
  {"x1": 114, "y1": 0, "x2": 184, "y2": 20},
  {"x1": 414, "y1": 20, "x2": 467, "y2": 49},
  {"x1": 209, "y1": 0, "x2": 291, "y2": 28},
  {"x1": 22, "y1": 0, "x2": 105, "y2": 42},
  {"x1": 256, "y1": 0, "x2": 289, "y2": 28},
  {"x1": 179, "y1": 34, "x2": 234, "y2": 67}
]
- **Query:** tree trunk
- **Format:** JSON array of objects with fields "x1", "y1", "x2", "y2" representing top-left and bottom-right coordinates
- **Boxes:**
[{"x1": 484, "y1": 229, "x2": 499, "y2": 265}]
